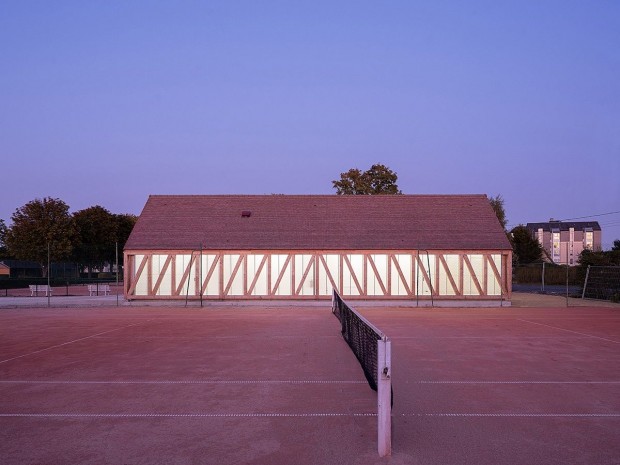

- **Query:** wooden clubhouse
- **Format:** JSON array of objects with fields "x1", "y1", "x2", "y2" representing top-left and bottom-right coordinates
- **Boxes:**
[{"x1": 124, "y1": 195, "x2": 512, "y2": 304}]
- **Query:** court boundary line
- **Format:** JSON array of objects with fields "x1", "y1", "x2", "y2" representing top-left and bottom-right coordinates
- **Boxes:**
[
  {"x1": 402, "y1": 413, "x2": 620, "y2": 418},
  {"x1": 0, "y1": 412, "x2": 376, "y2": 418},
  {"x1": 517, "y1": 319, "x2": 619, "y2": 344},
  {"x1": 414, "y1": 381, "x2": 620, "y2": 384},
  {"x1": 0, "y1": 321, "x2": 151, "y2": 365},
  {"x1": 1, "y1": 412, "x2": 618, "y2": 418},
  {"x1": 0, "y1": 380, "x2": 367, "y2": 385}
]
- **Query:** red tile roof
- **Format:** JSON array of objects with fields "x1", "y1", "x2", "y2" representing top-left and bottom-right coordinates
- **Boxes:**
[{"x1": 125, "y1": 195, "x2": 512, "y2": 251}]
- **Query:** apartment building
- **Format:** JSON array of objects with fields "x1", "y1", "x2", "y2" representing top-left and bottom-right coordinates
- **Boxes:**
[{"x1": 526, "y1": 221, "x2": 602, "y2": 265}]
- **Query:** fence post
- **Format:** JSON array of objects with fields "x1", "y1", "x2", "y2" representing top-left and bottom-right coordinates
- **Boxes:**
[
  {"x1": 581, "y1": 265, "x2": 590, "y2": 299},
  {"x1": 377, "y1": 339, "x2": 392, "y2": 457},
  {"x1": 541, "y1": 262, "x2": 545, "y2": 293}
]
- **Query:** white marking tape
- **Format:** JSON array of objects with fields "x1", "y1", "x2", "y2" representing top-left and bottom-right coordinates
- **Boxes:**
[
  {"x1": 517, "y1": 319, "x2": 620, "y2": 344},
  {"x1": 415, "y1": 381, "x2": 620, "y2": 384},
  {"x1": 0, "y1": 321, "x2": 151, "y2": 365},
  {"x1": 0, "y1": 380, "x2": 366, "y2": 385},
  {"x1": 402, "y1": 413, "x2": 620, "y2": 417},
  {"x1": 0, "y1": 413, "x2": 376, "y2": 418}
]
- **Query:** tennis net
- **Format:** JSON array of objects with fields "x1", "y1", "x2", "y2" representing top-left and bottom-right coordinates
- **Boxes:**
[{"x1": 332, "y1": 290, "x2": 392, "y2": 457}]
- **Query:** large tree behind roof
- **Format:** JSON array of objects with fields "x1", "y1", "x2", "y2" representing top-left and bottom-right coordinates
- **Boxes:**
[
  {"x1": 73, "y1": 206, "x2": 118, "y2": 277},
  {"x1": 5, "y1": 197, "x2": 76, "y2": 277},
  {"x1": 114, "y1": 213, "x2": 137, "y2": 266},
  {"x1": 489, "y1": 194, "x2": 508, "y2": 231},
  {"x1": 332, "y1": 163, "x2": 402, "y2": 195},
  {"x1": 510, "y1": 225, "x2": 542, "y2": 264}
]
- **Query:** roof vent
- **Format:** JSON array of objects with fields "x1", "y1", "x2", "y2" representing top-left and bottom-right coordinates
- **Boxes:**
[{"x1": 241, "y1": 211, "x2": 252, "y2": 218}]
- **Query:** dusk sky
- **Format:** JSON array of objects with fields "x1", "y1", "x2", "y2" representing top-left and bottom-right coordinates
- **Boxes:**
[{"x1": 1, "y1": 1, "x2": 619, "y2": 248}]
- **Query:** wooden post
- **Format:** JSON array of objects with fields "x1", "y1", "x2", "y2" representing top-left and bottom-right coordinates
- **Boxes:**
[{"x1": 377, "y1": 339, "x2": 392, "y2": 457}]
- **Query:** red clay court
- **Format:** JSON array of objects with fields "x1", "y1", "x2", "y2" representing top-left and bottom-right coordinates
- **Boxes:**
[{"x1": 0, "y1": 301, "x2": 619, "y2": 465}]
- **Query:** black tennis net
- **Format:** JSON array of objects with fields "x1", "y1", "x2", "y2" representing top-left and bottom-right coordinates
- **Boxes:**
[{"x1": 332, "y1": 290, "x2": 386, "y2": 391}]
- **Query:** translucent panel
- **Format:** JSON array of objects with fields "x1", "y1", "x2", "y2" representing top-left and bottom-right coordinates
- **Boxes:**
[
  {"x1": 367, "y1": 254, "x2": 388, "y2": 296},
  {"x1": 342, "y1": 254, "x2": 363, "y2": 296},
  {"x1": 133, "y1": 255, "x2": 148, "y2": 296},
  {"x1": 247, "y1": 254, "x2": 268, "y2": 296},
  {"x1": 271, "y1": 254, "x2": 292, "y2": 296},
  {"x1": 415, "y1": 253, "x2": 435, "y2": 296},
  {"x1": 200, "y1": 254, "x2": 220, "y2": 296},
  {"x1": 223, "y1": 254, "x2": 243, "y2": 296},
  {"x1": 152, "y1": 255, "x2": 171, "y2": 296},
  {"x1": 487, "y1": 254, "x2": 502, "y2": 296},
  {"x1": 390, "y1": 254, "x2": 412, "y2": 296},
  {"x1": 318, "y1": 254, "x2": 340, "y2": 296},
  {"x1": 175, "y1": 255, "x2": 195, "y2": 296},
  {"x1": 464, "y1": 255, "x2": 483, "y2": 295},
  {"x1": 438, "y1": 254, "x2": 459, "y2": 296},
  {"x1": 294, "y1": 254, "x2": 314, "y2": 296}
]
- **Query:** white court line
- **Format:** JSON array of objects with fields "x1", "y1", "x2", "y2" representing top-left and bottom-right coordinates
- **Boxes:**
[
  {"x1": 415, "y1": 381, "x2": 620, "y2": 384},
  {"x1": 0, "y1": 321, "x2": 151, "y2": 365},
  {"x1": 91, "y1": 335, "x2": 341, "y2": 340},
  {"x1": 402, "y1": 413, "x2": 620, "y2": 418},
  {"x1": 0, "y1": 413, "x2": 376, "y2": 418},
  {"x1": 393, "y1": 336, "x2": 592, "y2": 339},
  {"x1": 2, "y1": 412, "x2": 618, "y2": 418},
  {"x1": 0, "y1": 380, "x2": 366, "y2": 385},
  {"x1": 517, "y1": 319, "x2": 620, "y2": 344}
]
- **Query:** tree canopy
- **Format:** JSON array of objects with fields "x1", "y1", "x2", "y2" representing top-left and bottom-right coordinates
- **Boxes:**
[
  {"x1": 5, "y1": 197, "x2": 77, "y2": 276},
  {"x1": 510, "y1": 225, "x2": 542, "y2": 264},
  {"x1": 489, "y1": 195, "x2": 507, "y2": 231},
  {"x1": 332, "y1": 163, "x2": 402, "y2": 195},
  {"x1": 0, "y1": 219, "x2": 8, "y2": 259},
  {"x1": 73, "y1": 206, "x2": 118, "y2": 276},
  {"x1": 578, "y1": 242, "x2": 620, "y2": 267},
  {"x1": 114, "y1": 213, "x2": 138, "y2": 265}
]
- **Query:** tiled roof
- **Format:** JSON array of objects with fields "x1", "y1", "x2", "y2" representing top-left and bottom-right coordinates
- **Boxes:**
[
  {"x1": 526, "y1": 221, "x2": 601, "y2": 232},
  {"x1": 125, "y1": 195, "x2": 512, "y2": 251}
]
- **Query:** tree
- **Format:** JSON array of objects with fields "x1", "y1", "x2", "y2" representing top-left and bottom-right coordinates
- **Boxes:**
[
  {"x1": 73, "y1": 206, "x2": 118, "y2": 277},
  {"x1": 578, "y1": 243, "x2": 620, "y2": 267},
  {"x1": 5, "y1": 198, "x2": 76, "y2": 276},
  {"x1": 510, "y1": 225, "x2": 542, "y2": 264},
  {"x1": 332, "y1": 163, "x2": 402, "y2": 195},
  {"x1": 489, "y1": 195, "x2": 507, "y2": 231},
  {"x1": 114, "y1": 213, "x2": 138, "y2": 266},
  {"x1": 578, "y1": 248, "x2": 612, "y2": 267},
  {"x1": 0, "y1": 219, "x2": 9, "y2": 259}
]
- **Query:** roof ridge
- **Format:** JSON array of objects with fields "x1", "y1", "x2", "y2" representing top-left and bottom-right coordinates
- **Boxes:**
[{"x1": 148, "y1": 194, "x2": 488, "y2": 198}]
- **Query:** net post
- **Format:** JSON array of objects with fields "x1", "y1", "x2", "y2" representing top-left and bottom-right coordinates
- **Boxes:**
[{"x1": 377, "y1": 338, "x2": 392, "y2": 457}]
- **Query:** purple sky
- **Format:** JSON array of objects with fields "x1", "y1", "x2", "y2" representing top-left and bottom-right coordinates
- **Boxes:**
[{"x1": 1, "y1": 2, "x2": 619, "y2": 249}]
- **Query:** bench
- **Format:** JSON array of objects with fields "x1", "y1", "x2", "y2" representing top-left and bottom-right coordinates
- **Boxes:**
[
  {"x1": 29, "y1": 285, "x2": 53, "y2": 296},
  {"x1": 88, "y1": 284, "x2": 111, "y2": 296}
]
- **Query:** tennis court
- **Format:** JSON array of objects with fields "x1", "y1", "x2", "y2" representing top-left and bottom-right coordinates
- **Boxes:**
[{"x1": 1, "y1": 301, "x2": 619, "y2": 464}]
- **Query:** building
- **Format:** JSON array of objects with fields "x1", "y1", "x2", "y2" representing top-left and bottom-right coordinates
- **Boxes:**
[
  {"x1": 526, "y1": 221, "x2": 602, "y2": 266},
  {"x1": 0, "y1": 259, "x2": 41, "y2": 278},
  {"x1": 0, "y1": 262, "x2": 9, "y2": 278},
  {"x1": 124, "y1": 195, "x2": 512, "y2": 304}
]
